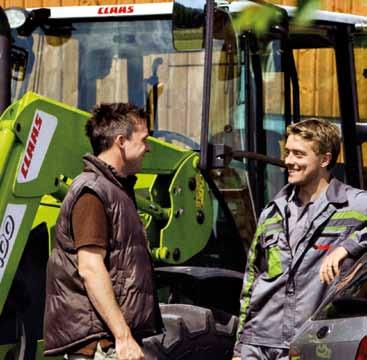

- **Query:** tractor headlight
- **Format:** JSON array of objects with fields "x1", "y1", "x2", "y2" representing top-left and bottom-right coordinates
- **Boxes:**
[{"x1": 4, "y1": 7, "x2": 29, "y2": 29}]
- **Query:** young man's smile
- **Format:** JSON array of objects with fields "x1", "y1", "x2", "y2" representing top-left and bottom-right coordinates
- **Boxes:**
[{"x1": 284, "y1": 134, "x2": 329, "y2": 188}]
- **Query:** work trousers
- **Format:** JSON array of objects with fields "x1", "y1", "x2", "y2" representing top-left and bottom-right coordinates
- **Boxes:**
[
  {"x1": 67, "y1": 343, "x2": 116, "y2": 360},
  {"x1": 240, "y1": 344, "x2": 289, "y2": 360}
]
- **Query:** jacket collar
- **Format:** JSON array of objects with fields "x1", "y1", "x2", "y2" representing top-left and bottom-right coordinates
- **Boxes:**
[
  {"x1": 82, "y1": 153, "x2": 137, "y2": 195},
  {"x1": 268, "y1": 177, "x2": 348, "y2": 216}
]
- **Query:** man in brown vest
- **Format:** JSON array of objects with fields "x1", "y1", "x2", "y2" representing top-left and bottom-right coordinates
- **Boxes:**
[{"x1": 43, "y1": 103, "x2": 163, "y2": 360}]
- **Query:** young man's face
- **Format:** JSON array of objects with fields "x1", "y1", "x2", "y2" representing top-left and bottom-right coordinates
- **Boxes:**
[
  {"x1": 284, "y1": 134, "x2": 330, "y2": 187},
  {"x1": 123, "y1": 121, "x2": 150, "y2": 175}
]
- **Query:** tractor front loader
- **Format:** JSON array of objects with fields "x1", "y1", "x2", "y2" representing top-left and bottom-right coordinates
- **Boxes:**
[{"x1": 0, "y1": 91, "x2": 244, "y2": 360}]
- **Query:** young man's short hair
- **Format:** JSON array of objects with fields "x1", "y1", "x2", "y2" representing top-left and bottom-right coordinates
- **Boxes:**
[
  {"x1": 86, "y1": 103, "x2": 148, "y2": 155},
  {"x1": 286, "y1": 118, "x2": 341, "y2": 170}
]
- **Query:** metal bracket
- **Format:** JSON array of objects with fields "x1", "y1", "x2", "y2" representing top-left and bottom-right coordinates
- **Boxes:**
[{"x1": 209, "y1": 143, "x2": 233, "y2": 168}]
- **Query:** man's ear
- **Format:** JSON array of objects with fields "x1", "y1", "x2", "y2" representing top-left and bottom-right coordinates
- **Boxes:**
[
  {"x1": 115, "y1": 135, "x2": 125, "y2": 148},
  {"x1": 320, "y1": 152, "x2": 332, "y2": 168}
]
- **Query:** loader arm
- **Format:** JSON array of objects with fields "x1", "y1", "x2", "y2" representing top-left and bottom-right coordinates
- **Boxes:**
[
  {"x1": 0, "y1": 91, "x2": 214, "y2": 359},
  {"x1": 0, "y1": 92, "x2": 94, "y2": 313},
  {"x1": 0, "y1": 88, "x2": 213, "y2": 300},
  {"x1": 0, "y1": 91, "x2": 214, "y2": 312}
]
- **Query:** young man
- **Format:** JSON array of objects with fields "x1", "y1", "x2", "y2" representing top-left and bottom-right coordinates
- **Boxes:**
[
  {"x1": 43, "y1": 103, "x2": 163, "y2": 360},
  {"x1": 233, "y1": 119, "x2": 367, "y2": 360}
]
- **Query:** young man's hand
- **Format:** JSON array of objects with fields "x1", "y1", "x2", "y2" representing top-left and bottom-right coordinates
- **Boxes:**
[
  {"x1": 115, "y1": 334, "x2": 144, "y2": 360},
  {"x1": 232, "y1": 357, "x2": 241, "y2": 360},
  {"x1": 320, "y1": 246, "x2": 348, "y2": 284}
]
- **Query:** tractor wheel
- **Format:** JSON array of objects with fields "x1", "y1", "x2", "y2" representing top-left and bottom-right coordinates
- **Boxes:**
[{"x1": 142, "y1": 304, "x2": 238, "y2": 360}]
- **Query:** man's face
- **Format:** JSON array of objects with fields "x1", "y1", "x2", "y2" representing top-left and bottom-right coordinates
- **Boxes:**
[
  {"x1": 122, "y1": 121, "x2": 150, "y2": 175},
  {"x1": 284, "y1": 134, "x2": 330, "y2": 187}
]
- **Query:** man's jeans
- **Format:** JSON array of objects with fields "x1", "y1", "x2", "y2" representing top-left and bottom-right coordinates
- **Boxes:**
[{"x1": 67, "y1": 343, "x2": 117, "y2": 360}]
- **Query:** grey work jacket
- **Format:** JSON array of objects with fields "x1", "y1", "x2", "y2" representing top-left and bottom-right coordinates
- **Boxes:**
[{"x1": 234, "y1": 178, "x2": 367, "y2": 355}]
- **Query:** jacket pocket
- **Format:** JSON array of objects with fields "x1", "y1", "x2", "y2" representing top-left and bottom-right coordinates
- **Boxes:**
[
  {"x1": 267, "y1": 245, "x2": 283, "y2": 278},
  {"x1": 263, "y1": 234, "x2": 283, "y2": 279}
]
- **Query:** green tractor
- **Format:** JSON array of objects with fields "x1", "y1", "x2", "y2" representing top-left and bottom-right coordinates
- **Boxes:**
[{"x1": 1, "y1": 1, "x2": 367, "y2": 359}]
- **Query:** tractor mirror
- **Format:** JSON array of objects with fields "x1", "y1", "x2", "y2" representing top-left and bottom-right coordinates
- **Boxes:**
[
  {"x1": 172, "y1": 0, "x2": 235, "y2": 55},
  {"x1": 172, "y1": 0, "x2": 205, "y2": 51}
]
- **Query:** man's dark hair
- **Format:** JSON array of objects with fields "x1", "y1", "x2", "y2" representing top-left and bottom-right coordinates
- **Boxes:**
[{"x1": 86, "y1": 103, "x2": 148, "y2": 155}]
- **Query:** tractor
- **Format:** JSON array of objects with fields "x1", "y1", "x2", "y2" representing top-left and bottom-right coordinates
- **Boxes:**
[{"x1": 1, "y1": 0, "x2": 367, "y2": 358}]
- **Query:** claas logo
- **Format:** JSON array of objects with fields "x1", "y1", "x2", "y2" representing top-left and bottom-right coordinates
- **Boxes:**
[
  {"x1": 20, "y1": 113, "x2": 42, "y2": 179},
  {"x1": 17, "y1": 110, "x2": 58, "y2": 184},
  {"x1": 97, "y1": 6, "x2": 134, "y2": 15}
]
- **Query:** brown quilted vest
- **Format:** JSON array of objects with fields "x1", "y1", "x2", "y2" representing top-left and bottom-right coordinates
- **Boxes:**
[{"x1": 43, "y1": 154, "x2": 162, "y2": 356}]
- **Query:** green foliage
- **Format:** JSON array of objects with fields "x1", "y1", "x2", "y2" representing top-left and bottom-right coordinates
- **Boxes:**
[
  {"x1": 233, "y1": 0, "x2": 320, "y2": 36},
  {"x1": 233, "y1": 3, "x2": 283, "y2": 36},
  {"x1": 292, "y1": 0, "x2": 321, "y2": 26}
]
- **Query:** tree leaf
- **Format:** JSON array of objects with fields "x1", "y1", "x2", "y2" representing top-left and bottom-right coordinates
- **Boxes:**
[
  {"x1": 233, "y1": 3, "x2": 283, "y2": 36},
  {"x1": 292, "y1": 0, "x2": 321, "y2": 26}
]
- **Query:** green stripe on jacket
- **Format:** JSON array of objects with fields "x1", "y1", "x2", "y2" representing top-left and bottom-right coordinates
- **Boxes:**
[{"x1": 237, "y1": 214, "x2": 282, "y2": 337}]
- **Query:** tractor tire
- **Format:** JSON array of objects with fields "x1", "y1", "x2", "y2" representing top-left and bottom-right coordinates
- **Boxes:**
[{"x1": 142, "y1": 304, "x2": 238, "y2": 360}]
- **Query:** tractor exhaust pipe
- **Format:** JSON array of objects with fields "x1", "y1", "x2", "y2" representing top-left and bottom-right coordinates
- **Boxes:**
[{"x1": 0, "y1": 7, "x2": 11, "y2": 115}]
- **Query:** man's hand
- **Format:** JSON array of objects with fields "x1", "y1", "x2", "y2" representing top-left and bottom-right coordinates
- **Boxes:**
[
  {"x1": 320, "y1": 246, "x2": 349, "y2": 284},
  {"x1": 115, "y1": 334, "x2": 144, "y2": 360},
  {"x1": 232, "y1": 357, "x2": 241, "y2": 360},
  {"x1": 78, "y1": 246, "x2": 144, "y2": 360}
]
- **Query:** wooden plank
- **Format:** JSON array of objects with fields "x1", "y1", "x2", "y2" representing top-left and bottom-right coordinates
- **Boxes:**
[
  {"x1": 144, "y1": 53, "x2": 170, "y2": 131},
  {"x1": 24, "y1": 0, "x2": 43, "y2": 7},
  {"x1": 39, "y1": 36, "x2": 63, "y2": 101},
  {"x1": 166, "y1": 53, "x2": 188, "y2": 137},
  {"x1": 331, "y1": 0, "x2": 352, "y2": 13},
  {"x1": 331, "y1": 56, "x2": 340, "y2": 118},
  {"x1": 354, "y1": 48, "x2": 367, "y2": 120},
  {"x1": 295, "y1": 48, "x2": 316, "y2": 116},
  {"x1": 187, "y1": 52, "x2": 204, "y2": 143},
  {"x1": 4, "y1": 0, "x2": 23, "y2": 7},
  {"x1": 210, "y1": 47, "x2": 230, "y2": 138},
  {"x1": 351, "y1": 0, "x2": 367, "y2": 14},
  {"x1": 61, "y1": 0, "x2": 76, "y2": 5},
  {"x1": 61, "y1": 38, "x2": 79, "y2": 107},
  {"x1": 96, "y1": 58, "x2": 128, "y2": 104},
  {"x1": 43, "y1": 0, "x2": 62, "y2": 6},
  {"x1": 315, "y1": 49, "x2": 336, "y2": 117}
]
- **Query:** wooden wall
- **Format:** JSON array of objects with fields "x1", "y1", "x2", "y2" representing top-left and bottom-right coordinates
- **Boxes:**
[
  {"x1": 273, "y1": 1, "x2": 367, "y2": 119},
  {"x1": 270, "y1": 0, "x2": 367, "y2": 15}
]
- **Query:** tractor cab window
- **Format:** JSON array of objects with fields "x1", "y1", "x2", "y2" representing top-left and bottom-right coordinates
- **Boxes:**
[
  {"x1": 258, "y1": 38, "x2": 287, "y2": 202},
  {"x1": 207, "y1": 18, "x2": 257, "y2": 255},
  {"x1": 353, "y1": 34, "x2": 367, "y2": 189},
  {"x1": 10, "y1": 11, "x2": 252, "y2": 270},
  {"x1": 10, "y1": 17, "x2": 204, "y2": 150},
  {"x1": 291, "y1": 35, "x2": 345, "y2": 182}
]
